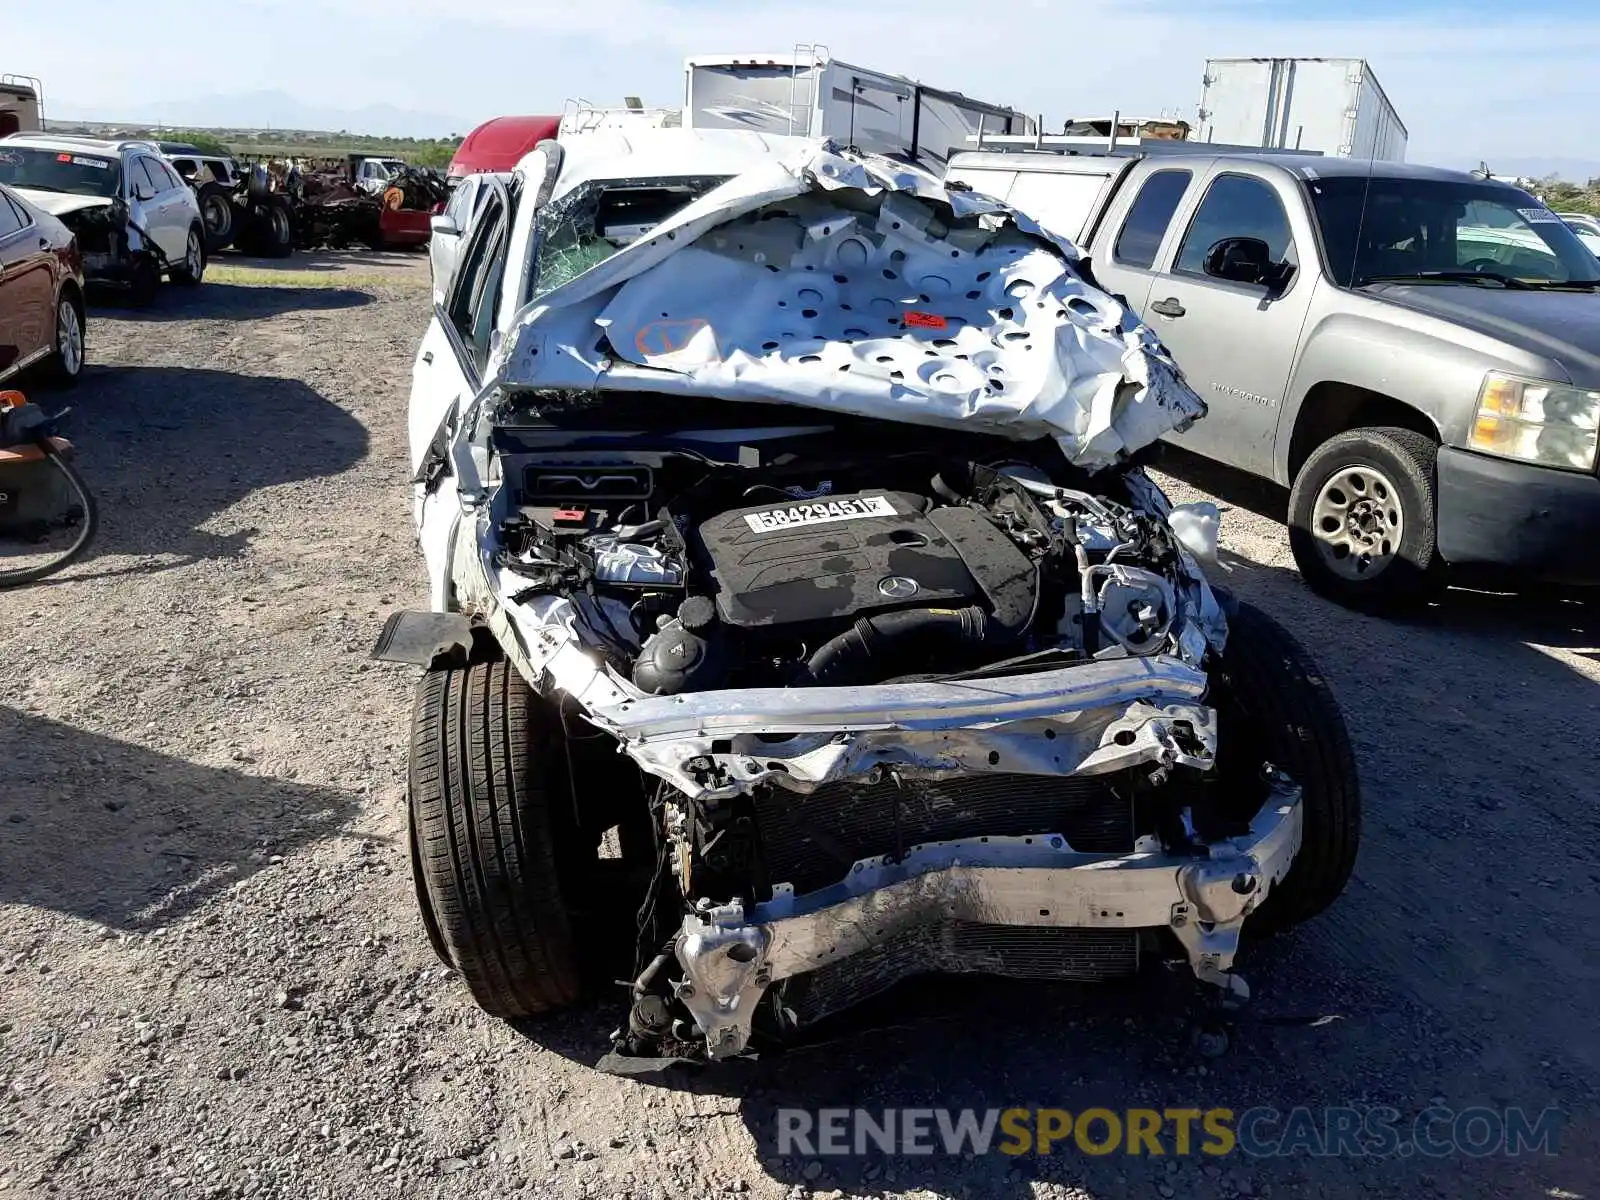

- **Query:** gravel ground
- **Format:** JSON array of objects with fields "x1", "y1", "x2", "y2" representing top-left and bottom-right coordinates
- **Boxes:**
[{"x1": 2, "y1": 262, "x2": 1597, "y2": 1200}]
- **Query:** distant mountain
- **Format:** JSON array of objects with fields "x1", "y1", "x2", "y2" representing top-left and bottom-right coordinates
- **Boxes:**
[{"x1": 47, "y1": 89, "x2": 473, "y2": 139}]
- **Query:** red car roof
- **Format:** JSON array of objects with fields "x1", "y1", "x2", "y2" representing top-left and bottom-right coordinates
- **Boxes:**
[{"x1": 448, "y1": 115, "x2": 561, "y2": 177}]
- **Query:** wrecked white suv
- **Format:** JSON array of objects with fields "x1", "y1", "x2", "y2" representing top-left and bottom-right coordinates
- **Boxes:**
[{"x1": 378, "y1": 130, "x2": 1360, "y2": 1068}]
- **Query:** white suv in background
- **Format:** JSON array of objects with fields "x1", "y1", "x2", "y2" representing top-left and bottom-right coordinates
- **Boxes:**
[
  {"x1": 0, "y1": 133, "x2": 206, "y2": 302},
  {"x1": 1559, "y1": 211, "x2": 1600, "y2": 258}
]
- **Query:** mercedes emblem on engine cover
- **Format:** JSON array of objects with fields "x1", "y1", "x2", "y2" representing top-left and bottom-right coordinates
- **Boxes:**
[{"x1": 877, "y1": 576, "x2": 920, "y2": 599}]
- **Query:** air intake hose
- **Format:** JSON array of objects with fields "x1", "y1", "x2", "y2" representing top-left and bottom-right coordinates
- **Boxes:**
[{"x1": 803, "y1": 602, "x2": 1027, "y2": 688}]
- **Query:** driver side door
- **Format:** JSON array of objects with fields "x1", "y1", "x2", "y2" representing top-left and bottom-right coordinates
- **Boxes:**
[
  {"x1": 410, "y1": 179, "x2": 511, "y2": 609},
  {"x1": 1141, "y1": 168, "x2": 1316, "y2": 476}
]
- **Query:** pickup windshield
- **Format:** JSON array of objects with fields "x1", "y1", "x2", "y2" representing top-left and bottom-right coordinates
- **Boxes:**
[
  {"x1": 0, "y1": 146, "x2": 121, "y2": 198},
  {"x1": 1308, "y1": 176, "x2": 1600, "y2": 288}
]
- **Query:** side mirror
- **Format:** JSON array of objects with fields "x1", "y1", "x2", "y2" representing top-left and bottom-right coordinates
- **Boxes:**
[
  {"x1": 131, "y1": 186, "x2": 153, "y2": 202},
  {"x1": 1203, "y1": 236, "x2": 1291, "y2": 288},
  {"x1": 430, "y1": 213, "x2": 459, "y2": 238}
]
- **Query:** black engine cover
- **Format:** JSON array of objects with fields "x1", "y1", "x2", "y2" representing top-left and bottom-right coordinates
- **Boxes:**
[{"x1": 690, "y1": 491, "x2": 979, "y2": 629}]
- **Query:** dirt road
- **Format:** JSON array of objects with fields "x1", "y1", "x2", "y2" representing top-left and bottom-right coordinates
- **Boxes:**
[{"x1": 1, "y1": 264, "x2": 1596, "y2": 1200}]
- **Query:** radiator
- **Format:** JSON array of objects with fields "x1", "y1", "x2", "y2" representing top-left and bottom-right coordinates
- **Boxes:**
[{"x1": 753, "y1": 772, "x2": 1134, "y2": 896}]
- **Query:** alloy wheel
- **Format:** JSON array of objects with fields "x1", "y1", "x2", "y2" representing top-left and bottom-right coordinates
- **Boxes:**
[{"x1": 56, "y1": 300, "x2": 83, "y2": 376}]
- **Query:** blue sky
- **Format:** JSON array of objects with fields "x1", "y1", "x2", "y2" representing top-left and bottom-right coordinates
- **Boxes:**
[{"x1": 8, "y1": 0, "x2": 1600, "y2": 174}]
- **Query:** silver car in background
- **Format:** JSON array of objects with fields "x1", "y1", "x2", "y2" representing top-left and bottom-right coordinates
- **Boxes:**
[{"x1": 0, "y1": 133, "x2": 206, "y2": 303}]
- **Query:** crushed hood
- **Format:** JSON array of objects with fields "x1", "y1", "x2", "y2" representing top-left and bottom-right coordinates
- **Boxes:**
[
  {"x1": 12, "y1": 190, "x2": 114, "y2": 219},
  {"x1": 495, "y1": 142, "x2": 1205, "y2": 471}
]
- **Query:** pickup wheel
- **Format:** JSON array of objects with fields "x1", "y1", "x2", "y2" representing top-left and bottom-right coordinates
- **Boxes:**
[
  {"x1": 408, "y1": 661, "x2": 594, "y2": 1019},
  {"x1": 1212, "y1": 598, "x2": 1361, "y2": 935},
  {"x1": 1288, "y1": 427, "x2": 1445, "y2": 612}
]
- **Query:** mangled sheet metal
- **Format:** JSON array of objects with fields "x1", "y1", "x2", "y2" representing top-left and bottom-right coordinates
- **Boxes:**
[{"x1": 496, "y1": 142, "x2": 1204, "y2": 471}]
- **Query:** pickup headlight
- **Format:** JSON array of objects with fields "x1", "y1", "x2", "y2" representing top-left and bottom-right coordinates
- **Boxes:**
[{"x1": 1469, "y1": 373, "x2": 1600, "y2": 472}]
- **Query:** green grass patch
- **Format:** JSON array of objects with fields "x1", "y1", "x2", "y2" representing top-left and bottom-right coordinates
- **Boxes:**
[{"x1": 206, "y1": 264, "x2": 423, "y2": 289}]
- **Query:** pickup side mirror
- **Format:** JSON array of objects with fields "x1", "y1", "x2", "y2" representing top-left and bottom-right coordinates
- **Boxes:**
[
  {"x1": 430, "y1": 213, "x2": 459, "y2": 238},
  {"x1": 1203, "y1": 236, "x2": 1292, "y2": 288}
]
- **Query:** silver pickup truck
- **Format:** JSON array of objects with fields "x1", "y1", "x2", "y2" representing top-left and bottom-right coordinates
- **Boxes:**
[{"x1": 948, "y1": 147, "x2": 1600, "y2": 611}]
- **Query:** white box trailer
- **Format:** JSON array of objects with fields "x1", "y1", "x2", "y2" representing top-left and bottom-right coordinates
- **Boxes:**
[
  {"x1": 1196, "y1": 57, "x2": 1407, "y2": 161},
  {"x1": 684, "y1": 47, "x2": 1037, "y2": 168}
]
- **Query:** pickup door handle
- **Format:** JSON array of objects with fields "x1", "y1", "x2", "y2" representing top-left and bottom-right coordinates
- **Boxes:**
[{"x1": 1150, "y1": 297, "x2": 1186, "y2": 319}]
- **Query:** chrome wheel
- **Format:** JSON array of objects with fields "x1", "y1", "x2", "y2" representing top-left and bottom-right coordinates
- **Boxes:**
[
  {"x1": 56, "y1": 299, "x2": 83, "y2": 376},
  {"x1": 185, "y1": 230, "x2": 203, "y2": 277},
  {"x1": 1311, "y1": 464, "x2": 1404, "y2": 581}
]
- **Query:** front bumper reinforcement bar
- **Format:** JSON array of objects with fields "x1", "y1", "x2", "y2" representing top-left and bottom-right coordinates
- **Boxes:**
[{"x1": 673, "y1": 774, "x2": 1303, "y2": 1058}]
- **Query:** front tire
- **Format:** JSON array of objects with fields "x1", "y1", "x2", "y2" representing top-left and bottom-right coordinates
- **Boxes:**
[
  {"x1": 1214, "y1": 599, "x2": 1361, "y2": 934},
  {"x1": 1288, "y1": 427, "x2": 1445, "y2": 612},
  {"x1": 408, "y1": 661, "x2": 591, "y2": 1019},
  {"x1": 128, "y1": 255, "x2": 160, "y2": 306}
]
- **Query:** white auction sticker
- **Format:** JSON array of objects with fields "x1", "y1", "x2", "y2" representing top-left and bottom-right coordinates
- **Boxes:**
[
  {"x1": 1519, "y1": 207, "x2": 1562, "y2": 224},
  {"x1": 744, "y1": 495, "x2": 896, "y2": 532}
]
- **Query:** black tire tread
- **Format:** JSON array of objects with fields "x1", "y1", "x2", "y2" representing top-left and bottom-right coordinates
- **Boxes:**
[
  {"x1": 1222, "y1": 600, "x2": 1361, "y2": 934},
  {"x1": 1288, "y1": 425, "x2": 1444, "y2": 613},
  {"x1": 128, "y1": 256, "x2": 160, "y2": 307},
  {"x1": 408, "y1": 661, "x2": 583, "y2": 1018}
]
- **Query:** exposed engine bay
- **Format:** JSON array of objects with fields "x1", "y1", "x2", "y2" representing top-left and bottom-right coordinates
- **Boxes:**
[{"x1": 492, "y1": 439, "x2": 1219, "y2": 701}]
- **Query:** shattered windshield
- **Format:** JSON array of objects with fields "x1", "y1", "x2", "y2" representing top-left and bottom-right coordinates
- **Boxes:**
[
  {"x1": 1309, "y1": 175, "x2": 1600, "y2": 287},
  {"x1": 0, "y1": 147, "x2": 121, "y2": 198},
  {"x1": 526, "y1": 175, "x2": 732, "y2": 303}
]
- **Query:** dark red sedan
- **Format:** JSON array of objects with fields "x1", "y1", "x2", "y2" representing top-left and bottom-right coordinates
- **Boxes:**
[{"x1": 0, "y1": 180, "x2": 86, "y2": 387}]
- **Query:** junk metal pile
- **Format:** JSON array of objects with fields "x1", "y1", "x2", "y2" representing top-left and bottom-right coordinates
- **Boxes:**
[
  {"x1": 279, "y1": 158, "x2": 449, "y2": 251},
  {"x1": 168, "y1": 146, "x2": 448, "y2": 255}
]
